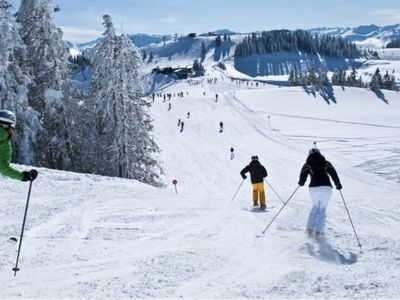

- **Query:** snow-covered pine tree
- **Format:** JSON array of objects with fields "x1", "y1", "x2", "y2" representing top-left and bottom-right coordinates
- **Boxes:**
[
  {"x1": 307, "y1": 67, "x2": 318, "y2": 85},
  {"x1": 16, "y1": 0, "x2": 74, "y2": 170},
  {"x1": 288, "y1": 70, "x2": 296, "y2": 86},
  {"x1": 88, "y1": 15, "x2": 161, "y2": 185},
  {"x1": 316, "y1": 61, "x2": 329, "y2": 88},
  {"x1": 0, "y1": 0, "x2": 40, "y2": 164},
  {"x1": 369, "y1": 71, "x2": 381, "y2": 93},
  {"x1": 346, "y1": 68, "x2": 358, "y2": 87}
]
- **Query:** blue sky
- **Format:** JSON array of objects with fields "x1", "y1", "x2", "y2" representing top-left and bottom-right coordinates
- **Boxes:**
[{"x1": 7, "y1": 0, "x2": 400, "y2": 42}]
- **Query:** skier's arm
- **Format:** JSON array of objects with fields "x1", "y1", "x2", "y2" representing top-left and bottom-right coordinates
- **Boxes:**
[
  {"x1": 262, "y1": 166, "x2": 268, "y2": 178},
  {"x1": 240, "y1": 166, "x2": 249, "y2": 179},
  {"x1": 0, "y1": 131, "x2": 23, "y2": 181},
  {"x1": 298, "y1": 163, "x2": 310, "y2": 186},
  {"x1": 326, "y1": 162, "x2": 342, "y2": 189}
]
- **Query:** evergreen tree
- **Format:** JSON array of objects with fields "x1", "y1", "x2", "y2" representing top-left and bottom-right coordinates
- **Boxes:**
[
  {"x1": 369, "y1": 71, "x2": 381, "y2": 93},
  {"x1": 307, "y1": 67, "x2": 318, "y2": 85},
  {"x1": 17, "y1": 0, "x2": 74, "y2": 170},
  {"x1": 288, "y1": 70, "x2": 296, "y2": 86},
  {"x1": 88, "y1": 15, "x2": 161, "y2": 185},
  {"x1": 192, "y1": 59, "x2": 205, "y2": 76},
  {"x1": 316, "y1": 62, "x2": 329, "y2": 87},
  {"x1": 201, "y1": 41, "x2": 207, "y2": 57},
  {"x1": 0, "y1": 0, "x2": 40, "y2": 164},
  {"x1": 215, "y1": 35, "x2": 222, "y2": 47},
  {"x1": 346, "y1": 68, "x2": 358, "y2": 87},
  {"x1": 148, "y1": 51, "x2": 154, "y2": 62}
]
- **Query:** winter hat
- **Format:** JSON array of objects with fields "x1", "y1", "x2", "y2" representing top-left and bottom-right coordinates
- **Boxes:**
[
  {"x1": 308, "y1": 148, "x2": 320, "y2": 155},
  {"x1": 251, "y1": 155, "x2": 259, "y2": 161}
]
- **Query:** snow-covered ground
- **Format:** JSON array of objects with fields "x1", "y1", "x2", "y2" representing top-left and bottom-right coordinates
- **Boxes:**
[{"x1": 1, "y1": 65, "x2": 400, "y2": 298}]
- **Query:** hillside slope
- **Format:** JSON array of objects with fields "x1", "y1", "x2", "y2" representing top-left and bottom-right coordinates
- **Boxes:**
[{"x1": 1, "y1": 67, "x2": 400, "y2": 298}]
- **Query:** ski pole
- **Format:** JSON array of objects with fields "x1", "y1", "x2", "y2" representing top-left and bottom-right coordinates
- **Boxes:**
[
  {"x1": 260, "y1": 186, "x2": 300, "y2": 235},
  {"x1": 13, "y1": 181, "x2": 33, "y2": 276},
  {"x1": 264, "y1": 179, "x2": 285, "y2": 204},
  {"x1": 339, "y1": 190, "x2": 362, "y2": 251},
  {"x1": 230, "y1": 179, "x2": 245, "y2": 202}
]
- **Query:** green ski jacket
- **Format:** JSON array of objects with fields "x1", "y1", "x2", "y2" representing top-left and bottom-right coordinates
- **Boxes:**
[{"x1": 0, "y1": 127, "x2": 23, "y2": 180}]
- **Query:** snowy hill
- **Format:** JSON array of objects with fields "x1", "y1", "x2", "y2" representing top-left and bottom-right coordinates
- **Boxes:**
[
  {"x1": 309, "y1": 24, "x2": 400, "y2": 49},
  {"x1": 1, "y1": 63, "x2": 400, "y2": 297},
  {"x1": 67, "y1": 33, "x2": 173, "y2": 54}
]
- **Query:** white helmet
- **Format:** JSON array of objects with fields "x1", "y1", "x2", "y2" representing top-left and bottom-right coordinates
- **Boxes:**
[{"x1": 0, "y1": 110, "x2": 16, "y2": 128}]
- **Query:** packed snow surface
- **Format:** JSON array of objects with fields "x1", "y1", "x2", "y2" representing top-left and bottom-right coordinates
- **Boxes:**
[{"x1": 1, "y1": 66, "x2": 400, "y2": 298}]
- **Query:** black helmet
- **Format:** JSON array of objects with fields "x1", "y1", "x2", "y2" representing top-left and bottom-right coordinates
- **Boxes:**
[
  {"x1": 0, "y1": 110, "x2": 16, "y2": 128},
  {"x1": 251, "y1": 155, "x2": 259, "y2": 161},
  {"x1": 308, "y1": 148, "x2": 320, "y2": 155}
]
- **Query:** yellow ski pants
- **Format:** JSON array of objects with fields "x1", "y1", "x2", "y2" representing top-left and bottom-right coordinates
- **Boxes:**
[{"x1": 252, "y1": 182, "x2": 266, "y2": 206}]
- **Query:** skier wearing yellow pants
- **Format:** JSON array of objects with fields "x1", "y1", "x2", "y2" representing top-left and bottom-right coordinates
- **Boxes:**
[{"x1": 240, "y1": 156, "x2": 268, "y2": 210}]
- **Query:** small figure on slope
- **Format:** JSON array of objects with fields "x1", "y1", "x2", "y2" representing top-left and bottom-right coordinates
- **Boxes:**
[
  {"x1": 298, "y1": 148, "x2": 342, "y2": 239},
  {"x1": 180, "y1": 121, "x2": 184, "y2": 132},
  {"x1": 240, "y1": 156, "x2": 268, "y2": 210},
  {"x1": 230, "y1": 147, "x2": 234, "y2": 160},
  {"x1": 219, "y1": 121, "x2": 224, "y2": 133},
  {"x1": 0, "y1": 110, "x2": 38, "y2": 182}
]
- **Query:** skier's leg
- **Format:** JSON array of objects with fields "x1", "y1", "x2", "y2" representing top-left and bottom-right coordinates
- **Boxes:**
[
  {"x1": 315, "y1": 187, "x2": 332, "y2": 234},
  {"x1": 307, "y1": 188, "x2": 321, "y2": 231},
  {"x1": 252, "y1": 183, "x2": 259, "y2": 206},
  {"x1": 306, "y1": 206, "x2": 318, "y2": 231},
  {"x1": 259, "y1": 183, "x2": 266, "y2": 208}
]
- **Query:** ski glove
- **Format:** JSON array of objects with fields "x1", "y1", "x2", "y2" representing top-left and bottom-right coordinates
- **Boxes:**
[
  {"x1": 242, "y1": 175, "x2": 247, "y2": 180},
  {"x1": 298, "y1": 181, "x2": 305, "y2": 186},
  {"x1": 22, "y1": 169, "x2": 38, "y2": 182},
  {"x1": 336, "y1": 183, "x2": 342, "y2": 190}
]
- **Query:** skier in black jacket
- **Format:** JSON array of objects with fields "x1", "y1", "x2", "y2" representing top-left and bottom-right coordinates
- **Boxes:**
[
  {"x1": 240, "y1": 156, "x2": 268, "y2": 209},
  {"x1": 298, "y1": 148, "x2": 342, "y2": 238}
]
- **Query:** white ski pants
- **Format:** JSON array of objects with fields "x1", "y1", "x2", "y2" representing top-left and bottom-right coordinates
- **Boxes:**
[{"x1": 306, "y1": 186, "x2": 333, "y2": 233}]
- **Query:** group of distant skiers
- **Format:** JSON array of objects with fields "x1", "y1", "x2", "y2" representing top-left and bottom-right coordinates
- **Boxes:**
[
  {"x1": 0, "y1": 109, "x2": 342, "y2": 240},
  {"x1": 240, "y1": 150, "x2": 342, "y2": 239}
]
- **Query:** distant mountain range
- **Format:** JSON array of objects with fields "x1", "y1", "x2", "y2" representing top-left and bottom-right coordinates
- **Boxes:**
[
  {"x1": 309, "y1": 24, "x2": 400, "y2": 49},
  {"x1": 67, "y1": 33, "x2": 172, "y2": 53},
  {"x1": 67, "y1": 24, "x2": 400, "y2": 54}
]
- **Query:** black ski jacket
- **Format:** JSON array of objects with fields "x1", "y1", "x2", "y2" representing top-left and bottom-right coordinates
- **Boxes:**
[
  {"x1": 240, "y1": 160, "x2": 268, "y2": 184},
  {"x1": 298, "y1": 152, "x2": 341, "y2": 188}
]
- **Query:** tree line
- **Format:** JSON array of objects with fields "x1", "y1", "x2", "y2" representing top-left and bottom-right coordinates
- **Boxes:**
[
  {"x1": 235, "y1": 30, "x2": 360, "y2": 59},
  {"x1": 0, "y1": 0, "x2": 161, "y2": 186},
  {"x1": 288, "y1": 66, "x2": 398, "y2": 92}
]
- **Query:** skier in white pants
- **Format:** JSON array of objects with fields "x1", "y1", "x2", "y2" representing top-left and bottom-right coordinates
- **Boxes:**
[{"x1": 298, "y1": 148, "x2": 342, "y2": 239}]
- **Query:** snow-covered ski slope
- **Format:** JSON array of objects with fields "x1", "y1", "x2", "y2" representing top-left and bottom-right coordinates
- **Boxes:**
[{"x1": 1, "y1": 66, "x2": 400, "y2": 298}]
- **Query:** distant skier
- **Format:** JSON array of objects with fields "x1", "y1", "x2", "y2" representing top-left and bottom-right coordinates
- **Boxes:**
[
  {"x1": 180, "y1": 121, "x2": 184, "y2": 132},
  {"x1": 187, "y1": 112, "x2": 190, "y2": 119},
  {"x1": 230, "y1": 147, "x2": 234, "y2": 160},
  {"x1": 240, "y1": 156, "x2": 268, "y2": 209},
  {"x1": 168, "y1": 102, "x2": 171, "y2": 111},
  {"x1": 298, "y1": 148, "x2": 342, "y2": 239},
  {"x1": 219, "y1": 121, "x2": 224, "y2": 133},
  {"x1": 178, "y1": 119, "x2": 181, "y2": 127},
  {"x1": 215, "y1": 93, "x2": 218, "y2": 102},
  {"x1": 0, "y1": 110, "x2": 38, "y2": 182}
]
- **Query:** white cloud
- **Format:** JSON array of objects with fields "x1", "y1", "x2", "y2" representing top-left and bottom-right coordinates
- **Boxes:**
[
  {"x1": 60, "y1": 26, "x2": 103, "y2": 43},
  {"x1": 369, "y1": 9, "x2": 400, "y2": 24}
]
